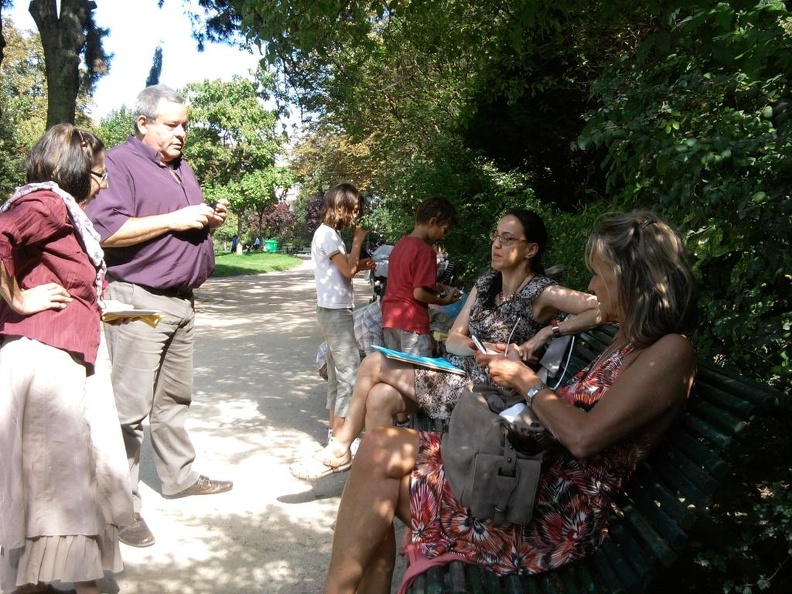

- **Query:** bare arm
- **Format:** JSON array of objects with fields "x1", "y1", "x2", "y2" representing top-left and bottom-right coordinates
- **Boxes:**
[
  {"x1": 100, "y1": 203, "x2": 217, "y2": 248},
  {"x1": 444, "y1": 287, "x2": 478, "y2": 355},
  {"x1": 413, "y1": 284, "x2": 462, "y2": 306},
  {"x1": 329, "y1": 226, "x2": 374, "y2": 278},
  {"x1": 482, "y1": 334, "x2": 696, "y2": 458},
  {"x1": 517, "y1": 286, "x2": 603, "y2": 361}
]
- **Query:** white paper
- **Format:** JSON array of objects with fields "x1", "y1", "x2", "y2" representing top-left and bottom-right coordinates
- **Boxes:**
[{"x1": 499, "y1": 402, "x2": 527, "y2": 422}]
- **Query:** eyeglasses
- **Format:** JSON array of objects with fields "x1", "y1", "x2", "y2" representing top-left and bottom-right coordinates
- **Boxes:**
[
  {"x1": 489, "y1": 231, "x2": 528, "y2": 246},
  {"x1": 91, "y1": 170, "x2": 108, "y2": 184}
]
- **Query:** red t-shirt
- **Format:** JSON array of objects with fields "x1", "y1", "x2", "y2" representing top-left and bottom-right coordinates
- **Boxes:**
[
  {"x1": 0, "y1": 190, "x2": 101, "y2": 366},
  {"x1": 382, "y1": 235, "x2": 437, "y2": 334}
]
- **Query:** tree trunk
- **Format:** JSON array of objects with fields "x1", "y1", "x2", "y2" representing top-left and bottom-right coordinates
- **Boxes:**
[
  {"x1": 0, "y1": 3, "x2": 6, "y2": 70},
  {"x1": 29, "y1": 0, "x2": 96, "y2": 127}
]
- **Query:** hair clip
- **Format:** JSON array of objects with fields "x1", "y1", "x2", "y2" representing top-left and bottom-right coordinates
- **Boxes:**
[
  {"x1": 638, "y1": 219, "x2": 653, "y2": 229},
  {"x1": 76, "y1": 129, "x2": 88, "y2": 148}
]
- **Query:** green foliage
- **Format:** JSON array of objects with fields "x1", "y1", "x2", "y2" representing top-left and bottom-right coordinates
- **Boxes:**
[
  {"x1": 182, "y1": 70, "x2": 293, "y2": 240},
  {"x1": 145, "y1": 45, "x2": 163, "y2": 87},
  {"x1": 95, "y1": 105, "x2": 134, "y2": 149},
  {"x1": 0, "y1": 16, "x2": 47, "y2": 196},
  {"x1": 578, "y1": 0, "x2": 791, "y2": 389}
]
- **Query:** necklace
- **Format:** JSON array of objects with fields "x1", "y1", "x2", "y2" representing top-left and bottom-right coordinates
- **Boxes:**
[
  {"x1": 589, "y1": 338, "x2": 629, "y2": 372},
  {"x1": 497, "y1": 273, "x2": 533, "y2": 305}
]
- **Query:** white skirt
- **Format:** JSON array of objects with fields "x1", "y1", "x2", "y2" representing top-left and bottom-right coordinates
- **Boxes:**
[{"x1": 0, "y1": 335, "x2": 132, "y2": 591}]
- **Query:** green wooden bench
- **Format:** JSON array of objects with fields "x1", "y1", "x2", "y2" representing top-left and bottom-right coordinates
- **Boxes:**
[{"x1": 405, "y1": 325, "x2": 783, "y2": 594}]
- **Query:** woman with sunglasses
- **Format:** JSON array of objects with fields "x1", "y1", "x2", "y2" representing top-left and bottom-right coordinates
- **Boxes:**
[{"x1": 292, "y1": 208, "x2": 602, "y2": 479}]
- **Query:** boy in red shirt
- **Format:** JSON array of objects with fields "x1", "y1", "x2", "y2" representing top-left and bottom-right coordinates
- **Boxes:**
[{"x1": 381, "y1": 196, "x2": 461, "y2": 356}]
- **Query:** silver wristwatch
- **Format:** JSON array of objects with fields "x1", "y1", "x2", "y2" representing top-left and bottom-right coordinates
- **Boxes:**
[{"x1": 525, "y1": 382, "x2": 549, "y2": 410}]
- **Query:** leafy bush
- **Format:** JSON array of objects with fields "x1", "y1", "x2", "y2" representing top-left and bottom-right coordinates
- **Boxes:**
[{"x1": 578, "y1": 0, "x2": 791, "y2": 389}]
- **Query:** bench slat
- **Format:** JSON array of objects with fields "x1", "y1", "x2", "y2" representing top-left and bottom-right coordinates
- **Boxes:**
[
  {"x1": 688, "y1": 399, "x2": 747, "y2": 436},
  {"x1": 682, "y1": 414, "x2": 732, "y2": 449},
  {"x1": 629, "y1": 465, "x2": 695, "y2": 528},
  {"x1": 666, "y1": 430, "x2": 728, "y2": 480},
  {"x1": 601, "y1": 537, "x2": 640, "y2": 590},
  {"x1": 653, "y1": 447, "x2": 719, "y2": 501},
  {"x1": 694, "y1": 382, "x2": 757, "y2": 418},
  {"x1": 696, "y1": 364, "x2": 781, "y2": 409},
  {"x1": 623, "y1": 505, "x2": 678, "y2": 566},
  {"x1": 626, "y1": 486, "x2": 688, "y2": 546},
  {"x1": 448, "y1": 561, "x2": 468, "y2": 593},
  {"x1": 592, "y1": 553, "x2": 627, "y2": 593},
  {"x1": 607, "y1": 522, "x2": 656, "y2": 587}
]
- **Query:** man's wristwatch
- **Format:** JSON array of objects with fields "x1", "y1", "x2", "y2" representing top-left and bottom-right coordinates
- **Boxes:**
[{"x1": 525, "y1": 382, "x2": 549, "y2": 410}]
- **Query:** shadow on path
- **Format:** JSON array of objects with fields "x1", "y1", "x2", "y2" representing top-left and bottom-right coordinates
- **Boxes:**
[{"x1": 108, "y1": 261, "x2": 405, "y2": 593}]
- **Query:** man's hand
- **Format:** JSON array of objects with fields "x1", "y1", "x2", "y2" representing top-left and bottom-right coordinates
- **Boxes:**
[
  {"x1": 169, "y1": 203, "x2": 216, "y2": 232},
  {"x1": 4, "y1": 282, "x2": 72, "y2": 315},
  {"x1": 208, "y1": 199, "x2": 229, "y2": 229}
]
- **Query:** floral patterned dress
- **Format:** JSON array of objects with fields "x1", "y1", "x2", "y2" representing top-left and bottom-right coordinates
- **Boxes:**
[
  {"x1": 413, "y1": 271, "x2": 556, "y2": 420},
  {"x1": 406, "y1": 343, "x2": 646, "y2": 578}
]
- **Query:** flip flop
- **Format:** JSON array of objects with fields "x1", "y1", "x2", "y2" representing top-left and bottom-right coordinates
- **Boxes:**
[{"x1": 289, "y1": 448, "x2": 352, "y2": 480}]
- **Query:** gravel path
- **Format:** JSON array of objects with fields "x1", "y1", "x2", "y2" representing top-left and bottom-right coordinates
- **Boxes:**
[{"x1": 98, "y1": 257, "x2": 406, "y2": 593}]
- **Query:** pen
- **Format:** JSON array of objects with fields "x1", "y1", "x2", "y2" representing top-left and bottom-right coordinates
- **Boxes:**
[{"x1": 504, "y1": 317, "x2": 521, "y2": 357}]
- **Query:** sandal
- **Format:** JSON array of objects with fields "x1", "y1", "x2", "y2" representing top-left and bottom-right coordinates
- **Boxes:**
[{"x1": 289, "y1": 447, "x2": 352, "y2": 480}]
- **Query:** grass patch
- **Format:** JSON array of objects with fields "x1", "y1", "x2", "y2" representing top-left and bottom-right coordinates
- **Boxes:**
[{"x1": 212, "y1": 251, "x2": 305, "y2": 277}]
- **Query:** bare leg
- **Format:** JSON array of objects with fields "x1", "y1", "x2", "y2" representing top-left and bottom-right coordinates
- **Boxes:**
[
  {"x1": 357, "y1": 525, "x2": 396, "y2": 594},
  {"x1": 330, "y1": 412, "x2": 344, "y2": 436},
  {"x1": 325, "y1": 353, "x2": 417, "y2": 458},
  {"x1": 324, "y1": 427, "x2": 418, "y2": 594},
  {"x1": 365, "y1": 383, "x2": 418, "y2": 430}
]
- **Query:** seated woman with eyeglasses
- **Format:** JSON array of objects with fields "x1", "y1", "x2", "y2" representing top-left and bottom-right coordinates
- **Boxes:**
[{"x1": 291, "y1": 208, "x2": 603, "y2": 480}]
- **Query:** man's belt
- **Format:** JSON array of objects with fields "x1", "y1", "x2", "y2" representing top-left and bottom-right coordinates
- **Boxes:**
[{"x1": 138, "y1": 284, "x2": 194, "y2": 299}]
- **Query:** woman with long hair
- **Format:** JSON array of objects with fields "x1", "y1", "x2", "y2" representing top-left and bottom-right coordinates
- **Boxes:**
[{"x1": 323, "y1": 211, "x2": 698, "y2": 593}]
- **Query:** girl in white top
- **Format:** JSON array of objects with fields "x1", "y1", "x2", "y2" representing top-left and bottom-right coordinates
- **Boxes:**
[{"x1": 304, "y1": 183, "x2": 374, "y2": 477}]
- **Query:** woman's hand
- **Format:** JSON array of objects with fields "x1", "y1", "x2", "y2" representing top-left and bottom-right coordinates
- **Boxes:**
[
  {"x1": 5, "y1": 282, "x2": 72, "y2": 315},
  {"x1": 516, "y1": 331, "x2": 552, "y2": 363},
  {"x1": 474, "y1": 351, "x2": 537, "y2": 393}
]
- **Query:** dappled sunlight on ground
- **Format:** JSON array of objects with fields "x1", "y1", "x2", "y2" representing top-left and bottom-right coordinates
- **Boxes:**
[{"x1": 106, "y1": 260, "x2": 406, "y2": 593}]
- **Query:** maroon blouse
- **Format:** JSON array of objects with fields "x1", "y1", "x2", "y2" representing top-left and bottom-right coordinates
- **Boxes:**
[{"x1": 0, "y1": 190, "x2": 101, "y2": 367}]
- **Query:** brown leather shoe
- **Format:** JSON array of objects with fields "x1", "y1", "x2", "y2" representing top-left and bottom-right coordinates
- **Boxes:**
[
  {"x1": 118, "y1": 513, "x2": 155, "y2": 547},
  {"x1": 162, "y1": 475, "x2": 233, "y2": 499}
]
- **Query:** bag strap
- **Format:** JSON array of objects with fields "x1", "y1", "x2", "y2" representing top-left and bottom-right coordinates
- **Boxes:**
[{"x1": 488, "y1": 425, "x2": 523, "y2": 526}]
